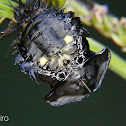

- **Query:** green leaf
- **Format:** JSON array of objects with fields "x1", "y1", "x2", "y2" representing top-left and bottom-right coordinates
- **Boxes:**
[{"x1": 47, "y1": 0, "x2": 66, "y2": 8}]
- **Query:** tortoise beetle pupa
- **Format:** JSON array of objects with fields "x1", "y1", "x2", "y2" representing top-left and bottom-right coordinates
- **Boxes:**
[{"x1": 0, "y1": 0, "x2": 111, "y2": 106}]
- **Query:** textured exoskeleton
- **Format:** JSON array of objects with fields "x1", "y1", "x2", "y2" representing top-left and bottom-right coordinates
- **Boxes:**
[{"x1": 1, "y1": 0, "x2": 111, "y2": 106}]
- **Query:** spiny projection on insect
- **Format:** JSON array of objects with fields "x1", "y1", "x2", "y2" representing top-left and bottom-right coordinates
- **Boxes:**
[{"x1": 0, "y1": 0, "x2": 111, "y2": 106}]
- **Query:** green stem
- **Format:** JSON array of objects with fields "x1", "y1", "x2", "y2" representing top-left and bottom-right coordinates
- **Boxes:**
[{"x1": 87, "y1": 38, "x2": 126, "y2": 80}]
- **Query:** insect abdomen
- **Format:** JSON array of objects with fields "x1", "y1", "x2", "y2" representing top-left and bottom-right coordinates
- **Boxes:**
[{"x1": 20, "y1": 11, "x2": 76, "y2": 63}]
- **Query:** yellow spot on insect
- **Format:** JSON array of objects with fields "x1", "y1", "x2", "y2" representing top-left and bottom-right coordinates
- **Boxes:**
[
  {"x1": 62, "y1": 48, "x2": 67, "y2": 53},
  {"x1": 63, "y1": 54, "x2": 71, "y2": 60},
  {"x1": 64, "y1": 35, "x2": 73, "y2": 44},
  {"x1": 58, "y1": 59, "x2": 63, "y2": 66},
  {"x1": 39, "y1": 57, "x2": 48, "y2": 66}
]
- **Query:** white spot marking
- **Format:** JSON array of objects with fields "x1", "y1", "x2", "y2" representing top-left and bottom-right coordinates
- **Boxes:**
[
  {"x1": 39, "y1": 57, "x2": 48, "y2": 66},
  {"x1": 64, "y1": 35, "x2": 73, "y2": 44}
]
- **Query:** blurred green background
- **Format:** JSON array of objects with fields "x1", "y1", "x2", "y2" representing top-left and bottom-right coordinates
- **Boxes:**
[{"x1": 0, "y1": 0, "x2": 126, "y2": 126}]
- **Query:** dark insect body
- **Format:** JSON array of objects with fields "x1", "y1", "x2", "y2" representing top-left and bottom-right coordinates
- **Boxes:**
[{"x1": 1, "y1": 0, "x2": 111, "y2": 106}]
